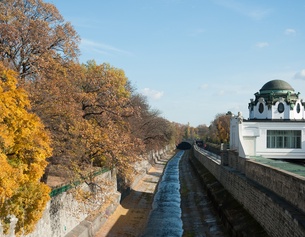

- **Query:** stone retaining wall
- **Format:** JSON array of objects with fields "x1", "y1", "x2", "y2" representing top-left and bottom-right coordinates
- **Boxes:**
[
  {"x1": 245, "y1": 159, "x2": 305, "y2": 214},
  {"x1": 194, "y1": 147, "x2": 305, "y2": 237},
  {"x1": 0, "y1": 170, "x2": 120, "y2": 237},
  {"x1": 225, "y1": 149, "x2": 305, "y2": 214}
]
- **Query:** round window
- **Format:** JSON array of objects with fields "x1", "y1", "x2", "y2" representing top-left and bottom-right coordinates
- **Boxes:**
[
  {"x1": 297, "y1": 103, "x2": 301, "y2": 113},
  {"x1": 278, "y1": 102, "x2": 284, "y2": 113},
  {"x1": 258, "y1": 103, "x2": 264, "y2": 113}
]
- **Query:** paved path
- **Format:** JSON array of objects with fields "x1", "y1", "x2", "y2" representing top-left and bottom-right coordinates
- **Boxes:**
[{"x1": 94, "y1": 155, "x2": 172, "y2": 237}]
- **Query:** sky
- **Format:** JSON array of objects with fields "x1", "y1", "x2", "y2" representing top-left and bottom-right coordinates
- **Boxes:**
[{"x1": 46, "y1": 0, "x2": 305, "y2": 127}]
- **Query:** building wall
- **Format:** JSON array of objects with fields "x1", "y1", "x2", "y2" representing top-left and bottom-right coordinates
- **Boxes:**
[
  {"x1": 250, "y1": 98, "x2": 304, "y2": 120},
  {"x1": 254, "y1": 121, "x2": 305, "y2": 158},
  {"x1": 230, "y1": 116, "x2": 305, "y2": 159},
  {"x1": 291, "y1": 101, "x2": 305, "y2": 120},
  {"x1": 194, "y1": 147, "x2": 305, "y2": 237},
  {"x1": 272, "y1": 100, "x2": 290, "y2": 119}
]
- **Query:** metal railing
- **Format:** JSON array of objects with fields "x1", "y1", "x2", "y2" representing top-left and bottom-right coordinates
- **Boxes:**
[
  {"x1": 194, "y1": 145, "x2": 221, "y2": 164},
  {"x1": 50, "y1": 167, "x2": 110, "y2": 197}
]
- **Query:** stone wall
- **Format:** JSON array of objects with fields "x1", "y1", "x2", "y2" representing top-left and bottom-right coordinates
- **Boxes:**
[
  {"x1": 194, "y1": 147, "x2": 305, "y2": 237},
  {"x1": 225, "y1": 149, "x2": 305, "y2": 213},
  {"x1": 245, "y1": 159, "x2": 305, "y2": 214},
  {"x1": 0, "y1": 170, "x2": 120, "y2": 237}
]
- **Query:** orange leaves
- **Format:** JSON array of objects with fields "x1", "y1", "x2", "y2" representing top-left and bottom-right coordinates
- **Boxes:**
[
  {"x1": 74, "y1": 62, "x2": 143, "y2": 183},
  {"x1": 0, "y1": 0, "x2": 79, "y2": 80},
  {"x1": 0, "y1": 63, "x2": 51, "y2": 235},
  {"x1": 3, "y1": 182, "x2": 51, "y2": 235},
  {"x1": 0, "y1": 154, "x2": 21, "y2": 203},
  {"x1": 209, "y1": 113, "x2": 231, "y2": 143},
  {"x1": 80, "y1": 62, "x2": 131, "y2": 120}
]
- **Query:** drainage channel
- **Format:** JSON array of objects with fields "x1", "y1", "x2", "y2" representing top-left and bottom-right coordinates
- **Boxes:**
[{"x1": 142, "y1": 150, "x2": 184, "y2": 237}]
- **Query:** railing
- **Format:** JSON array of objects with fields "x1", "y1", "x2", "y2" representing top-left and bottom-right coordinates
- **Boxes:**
[
  {"x1": 50, "y1": 167, "x2": 110, "y2": 197},
  {"x1": 194, "y1": 145, "x2": 221, "y2": 164}
]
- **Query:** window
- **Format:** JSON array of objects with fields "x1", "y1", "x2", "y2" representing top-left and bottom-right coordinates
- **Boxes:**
[
  {"x1": 267, "y1": 130, "x2": 301, "y2": 148},
  {"x1": 259, "y1": 103, "x2": 264, "y2": 113},
  {"x1": 278, "y1": 102, "x2": 285, "y2": 113},
  {"x1": 297, "y1": 103, "x2": 301, "y2": 113}
]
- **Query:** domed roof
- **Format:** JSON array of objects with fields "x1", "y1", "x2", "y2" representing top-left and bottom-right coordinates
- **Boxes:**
[{"x1": 260, "y1": 79, "x2": 294, "y2": 92}]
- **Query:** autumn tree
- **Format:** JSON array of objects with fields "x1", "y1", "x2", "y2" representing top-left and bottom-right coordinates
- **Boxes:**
[
  {"x1": 170, "y1": 122, "x2": 186, "y2": 145},
  {"x1": 184, "y1": 122, "x2": 190, "y2": 139},
  {"x1": 24, "y1": 60, "x2": 134, "y2": 183},
  {"x1": 0, "y1": 0, "x2": 79, "y2": 81},
  {"x1": 197, "y1": 124, "x2": 209, "y2": 140},
  {"x1": 208, "y1": 113, "x2": 231, "y2": 143},
  {"x1": 75, "y1": 61, "x2": 142, "y2": 184},
  {"x1": 189, "y1": 126, "x2": 199, "y2": 139},
  {"x1": 25, "y1": 58, "x2": 176, "y2": 187},
  {"x1": 0, "y1": 0, "x2": 81, "y2": 179},
  {"x1": 0, "y1": 63, "x2": 52, "y2": 235},
  {"x1": 25, "y1": 62, "x2": 86, "y2": 181},
  {"x1": 128, "y1": 92, "x2": 174, "y2": 151}
]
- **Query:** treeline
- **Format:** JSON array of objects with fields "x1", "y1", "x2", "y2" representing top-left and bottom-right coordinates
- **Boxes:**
[
  {"x1": 189, "y1": 113, "x2": 231, "y2": 144},
  {"x1": 0, "y1": 0, "x2": 188, "y2": 235}
]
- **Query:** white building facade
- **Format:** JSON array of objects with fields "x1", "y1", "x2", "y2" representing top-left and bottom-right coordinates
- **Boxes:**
[{"x1": 230, "y1": 80, "x2": 305, "y2": 159}]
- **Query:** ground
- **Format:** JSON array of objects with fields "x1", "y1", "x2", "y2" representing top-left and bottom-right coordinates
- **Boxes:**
[
  {"x1": 179, "y1": 150, "x2": 228, "y2": 237},
  {"x1": 94, "y1": 150, "x2": 227, "y2": 237}
]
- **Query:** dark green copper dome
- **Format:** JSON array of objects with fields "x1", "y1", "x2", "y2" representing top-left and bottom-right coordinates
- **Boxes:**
[
  {"x1": 260, "y1": 79, "x2": 294, "y2": 93},
  {"x1": 249, "y1": 79, "x2": 300, "y2": 111}
]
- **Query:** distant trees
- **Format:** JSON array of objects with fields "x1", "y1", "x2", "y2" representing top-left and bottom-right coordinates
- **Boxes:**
[
  {"x1": 213, "y1": 113, "x2": 231, "y2": 143},
  {"x1": 196, "y1": 113, "x2": 231, "y2": 144},
  {"x1": 0, "y1": 63, "x2": 52, "y2": 235},
  {"x1": 171, "y1": 122, "x2": 187, "y2": 145},
  {"x1": 128, "y1": 93, "x2": 174, "y2": 151},
  {"x1": 197, "y1": 124, "x2": 209, "y2": 141}
]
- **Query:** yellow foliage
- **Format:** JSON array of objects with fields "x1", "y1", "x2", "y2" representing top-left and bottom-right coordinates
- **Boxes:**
[
  {"x1": 0, "y1": 63, "x2": 52, "y2": 235},
  {"x1": 4, "y1": 182, "x2": 51, "y2": 235}
]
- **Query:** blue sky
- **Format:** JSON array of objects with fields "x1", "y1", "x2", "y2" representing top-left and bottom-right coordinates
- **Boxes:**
[{"x1": 46, "y1": 0, "x2": 305, "y2": 126}]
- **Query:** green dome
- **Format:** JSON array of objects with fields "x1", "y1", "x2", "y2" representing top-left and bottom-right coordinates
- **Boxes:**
[
  {"x1": 260, "y1": 79, "x2": 294, "y2": 93},
  {"x1": 249, "y1": 79, "x2": 301, "y2": 116}
]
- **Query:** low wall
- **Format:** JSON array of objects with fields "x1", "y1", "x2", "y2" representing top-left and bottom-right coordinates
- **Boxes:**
[
  {"x1": 194, "y1": 146, "x2": 305, "y2": 237},
  {"x1": 225, "y1": 149, "x2": 305, "y2": 214},
  {"x1": 245, "y1": 159, "x2": 305, "y2": 214}
]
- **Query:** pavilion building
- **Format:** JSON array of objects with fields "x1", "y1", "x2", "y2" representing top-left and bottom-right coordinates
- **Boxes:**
[{"x1": 230, "y1": 79, "x2": 305, "y2": 159}]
